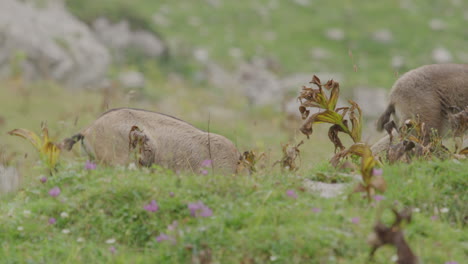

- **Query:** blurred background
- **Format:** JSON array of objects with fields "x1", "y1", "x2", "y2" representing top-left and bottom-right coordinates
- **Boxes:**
[{"x1": 1, "y1": 0, "x2": 468, "y2": 170}]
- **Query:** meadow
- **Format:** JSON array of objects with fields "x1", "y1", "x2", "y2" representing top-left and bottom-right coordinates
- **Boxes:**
[{"x1": 1, "y1": 0, "x2": 467, "y2": 263}]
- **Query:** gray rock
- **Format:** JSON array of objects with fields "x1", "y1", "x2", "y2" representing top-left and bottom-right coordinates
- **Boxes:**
[
  {"x1": 0, "y1": 0, "x2": 110, "y2": 88},
  {"x1": 193, "y1": 48, "x2": 210, "y2": 63},
  {"x1": 391, "y1": 55, "x2": 405, "y2": 69},
  {"x1": 353, "y1": 87, "x2": 388, "y2": 118},
  {"x1": 325, "y1": 28, "x2": 345, "y2": 41},
  {"x1": 303, "y1": 179, "x2": 350, "y2": 198},
  {"x1": 429, "y1": 19, "x2": 446, "y2": 31},
  {"x1": 432, "y1": 47, "x2": 453, "y2": 63},
  {"x1": 204, "y1": 62, "x2": 239, "y2": 89},
  {"x1": 310, "y1": 47, "x2": 331, "y2": 60},
  {"x1": 93, "y1": 17, "x2": 166, "y2": 60},
  {"x1": 118, "y1": 71, "x2": 146, "y2": 89},
  {"x1": 372, "y1": 29, "x2": 393, "y2": 44},
  {"x1": 132, "y1": 30, "x2": 166, "y2": 58},
  {"x1": 238, "y1": 64, "x2": 281, "y2": 106},
  {"x1": 293, "y1": 0, "x2": 311, "y2": 6},
  {"x1": 0, "y1": 165, "x2": 20, "y2": 195}
]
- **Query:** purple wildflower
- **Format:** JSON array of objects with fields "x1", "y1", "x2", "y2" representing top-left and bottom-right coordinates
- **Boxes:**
[
  {"x1": 351, "y1": 217, "x2": 360, "y2": 224},
  {"x1": 48, "y1": 187, "x2": 61, "y2": 197},
  {"x1": 373, "y1": 195, "x2": 385, "y2": 201},
  {"x1": 199, "y1": 206, "x2": 213, "y2": 217},
  {"x1": 312, "y1": 207, "x2": 322, "y2": 213},
  {"x1": 188, "y1": 201, "x2": 213, "y2": 218},
  {"x1": 156, "y1": 233, "x2": 175, "y2": 243},
  {"x1": 143, "y1": 200, "x2": 159, "y2": 212},
  {"x1": 431, "y1": 215, "x2": 439, "y2": 221},
  {"x1": 167, "y1": 221, "x2": 178, "y2": 231},
  {"x1": 169, "y1": 191, "x2": 175, "y2": 197},
  {"x1": 109, "y1": 246, "x2": 117, "y2": 254},
  {"x1": 201, "y1": 159, "x2": 212, "y2": 167},
  {"x1": 40, "y1": 176, "x2": 47, "y2": 183},
  {"x1": 200, "y1": 169, "x2": 208, "y2": 175},
  {"x1": 445, "y1": 262, "x2": 458, "y2": 264},
  {"x1": 48, "y1": 217, "x2": 56, "y2": 225},
  {"x1": 286, "y1": 189, "x2": 298, "y2": 199},
  {"x1": 372, "y1": 168, "x2": 383, "y2": 176},
  {"x1": 85, "y1": 160, "x2": 97, "y2": 170}
]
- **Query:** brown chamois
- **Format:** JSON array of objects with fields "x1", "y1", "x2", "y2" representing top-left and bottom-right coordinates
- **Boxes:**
[{"x1": 377, "y1": 64, "x2": 468, "y2": 139}]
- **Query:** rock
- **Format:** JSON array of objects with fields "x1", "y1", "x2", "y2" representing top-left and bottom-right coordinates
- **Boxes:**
[
  {"x1": 292, "y1": 0, "x2": 311, "y2": 6},
  {"x1": 310, "y1": 47, "x2": 331, "y2": 60},
  {"x1": 132, "y1": 30, "x2": 167, "y2": 58},
  {"x1": 325, "y1": 28, "x2": 345, "y2": 41},
  {"x1": 391, "y1": 55, "x2": 405, "y2": 69},
  {"x1": 0, "y1": 165, "x2": 20, "y2": 195},
  {"x1": 92, "y1": 17, "x2": 166, "y2": 60},
  {"x1": 303, "y1": 179, "x2": 350, "y2": 198},
  {"x1": 372, "y1": 29, "x2": 393, "y2": 44},
  {"x1": 432, "y1": 47, "x2": 453, "y2": 63},
  {"x1": 118, "y1": 71, "x2": 146, "y2": 89},
  {"x1": 193, "y1": 48, "x2": 210, "y2": 63},
  {"x1": 204, "y1": 62, "x2": 239, "y2": 89},
  {"x1": 206, "y1": 0, "x2": 222, "y2": 8},
  {"x1": 429, "y1": 19, "x2": 446, "y2": 31},
  {"x1": 353, "y1": 87, "x2": 388, "y2": 118},
  {"x1": 237, "y1": 63, "x2": 282, "y2": 106},
  {"x1": 0, "y1": 0, "x2": 110, "y2": 88}
]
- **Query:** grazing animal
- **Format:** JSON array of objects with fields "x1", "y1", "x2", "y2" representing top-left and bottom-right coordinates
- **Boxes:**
[
  {"x1": 62, "y1": 108, "x2": 240, "y2": 174},
  {"x1": 377, "y1": 64, "x2": 468, "y2": 137}
]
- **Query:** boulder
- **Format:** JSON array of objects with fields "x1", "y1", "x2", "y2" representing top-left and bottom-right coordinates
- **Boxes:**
[
  {"x1": 92, "y1": 17, "x2": 167, "y2": 60},
  {"x1": 0, "y1": 0, "x2": 110, "y2": 88}
]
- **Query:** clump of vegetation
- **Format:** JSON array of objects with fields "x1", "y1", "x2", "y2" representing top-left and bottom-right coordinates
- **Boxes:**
[
  {"x1": 298, "y1": 75, "x2": 385, "y2": 201},
  {"x1": 298, "y1": 75, "x2": 362, "y2": 152},
  {"x1": 237, "y1": 150, "x2": 265, "y2": 174},
  {"x1": 8, "y1": 123, "x2": 61, "y2": 174},
  {"x1": 273, "y1": 140, "x2": 303, "y2": 172},
  {"x1": 368, "y1": 207, "x2": 418, "y2": 264}
]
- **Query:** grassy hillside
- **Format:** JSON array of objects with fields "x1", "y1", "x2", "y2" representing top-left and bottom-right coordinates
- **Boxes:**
[
  {"x1": 0, "y1": 159, "x2": 466, "y2": 263},
  {"x1": 67, "y1": 0, "x2": 468, "y2": 88},
  {"x1": 1, "y1": 1, "x2": 467, "y2": 263}
]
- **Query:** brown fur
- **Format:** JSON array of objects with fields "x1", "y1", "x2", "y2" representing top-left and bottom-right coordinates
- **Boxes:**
[
  {"x1": 377, "y1": 64, "x2": 468, "y2": 136},
  {"x1": 63, "y1": 108, "x2": 240, "y2": 174}
]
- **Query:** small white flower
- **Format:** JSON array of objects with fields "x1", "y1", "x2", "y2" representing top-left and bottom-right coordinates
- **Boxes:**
[
  {"x1": 106, "y1": 238, "x2": 116, "y2": 244},
  {"x1": 60, "y1": 212, "x2": 69, "y2": 218},
  {"x1": 62, "y1": 229, "x2": 70, "y2": 234},
  {"x1": 440, "y1": 207, "x2": 449, "y2": 213},
  {"x1": 23, "y1": 210, "x2": 31, "y2": 217},
  {"x1": 391, "y1": 255, "x2": 398, "y2": 262},
  {"x1": 270, "y1": 255, "x2": 278, "y2": 261},
  {"x1": 412, "y1": 208, "x2": 420, "y2": 213},
  {"x1": 77, "y1": 237, "x2": 85, "y2": 243},
  {"x1": 17, "y1": 226, "x2": 24, "y2": 231}
]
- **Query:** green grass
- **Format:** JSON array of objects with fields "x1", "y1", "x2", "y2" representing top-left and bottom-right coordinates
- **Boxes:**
[{"x1": 0, "y1": 159, "x2": 466, "y2": 263}]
